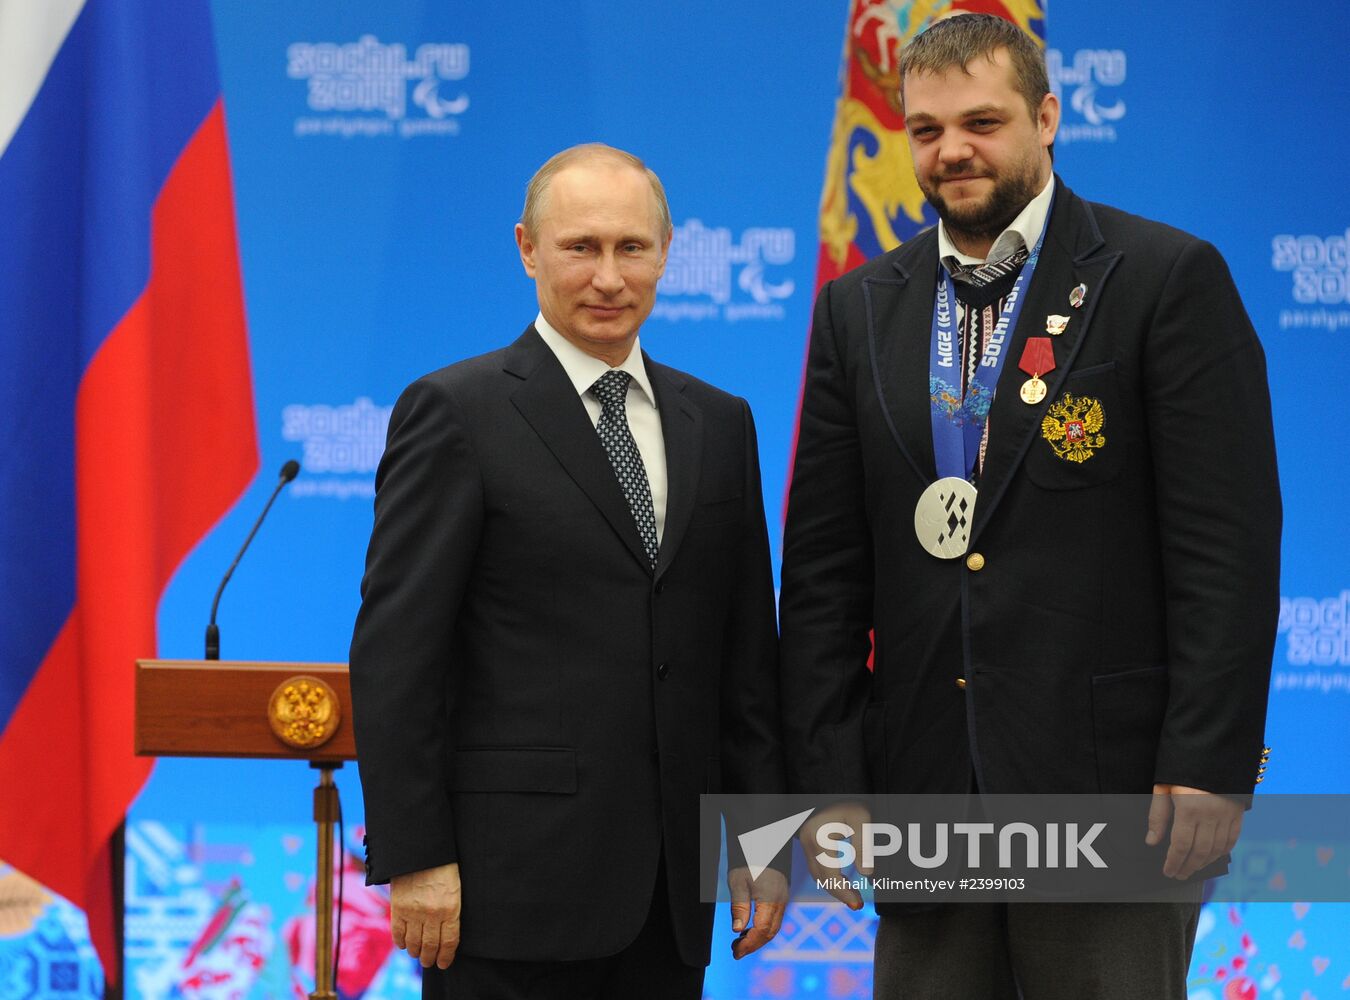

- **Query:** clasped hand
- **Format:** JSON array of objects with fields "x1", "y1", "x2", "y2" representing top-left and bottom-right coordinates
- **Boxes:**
[
  {"x1": 390, "y1": 862, "x2": 461, "y2": 969},
  {"x1": 727, "y1": 865, "x2": 788, "y2": 959},
  {"x1": 1146, "y1": 784, "x2": 1244, "y2": 880}
]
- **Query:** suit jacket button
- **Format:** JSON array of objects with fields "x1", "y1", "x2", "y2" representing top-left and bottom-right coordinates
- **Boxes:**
[
  {"x1": 654, "y1": 579, "x2": 665, "y2": 595},
  {"x1": 966, "y1": 552, "x2": 985, "y2": 572},
  {"x1": 956, "y1": 677, "x2": 967, "y2": 690},
  {"x1": 657, "y1": 662, "x2": 670, "y2": 680}
]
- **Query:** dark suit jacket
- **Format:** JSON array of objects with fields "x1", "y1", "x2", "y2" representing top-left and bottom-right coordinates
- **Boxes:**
[
  {"x1": 349, "y1": 326, "x2": 783, "y2": 967},
  {"x1": 780, "y1": 181, "x2": 1281, "y2": 801}
]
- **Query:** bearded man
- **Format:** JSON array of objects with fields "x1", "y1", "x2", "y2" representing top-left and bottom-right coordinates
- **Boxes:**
[{"x1": 779, "y1": 14, "x2": 1280, "y2": 998}]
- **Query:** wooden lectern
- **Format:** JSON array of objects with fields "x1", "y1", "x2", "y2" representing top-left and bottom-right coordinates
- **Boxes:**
[{"x1": 135, "y1": 659, "x2": 354, "y2": 1000}]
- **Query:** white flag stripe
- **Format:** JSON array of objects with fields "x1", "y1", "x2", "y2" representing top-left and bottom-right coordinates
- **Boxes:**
[{"x1": 0, "y1": 0, "x2": 87, "y2": 161}]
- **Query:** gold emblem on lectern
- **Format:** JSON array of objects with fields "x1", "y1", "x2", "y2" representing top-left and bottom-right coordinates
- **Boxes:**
[{"x1": 268, "y1": 675, "x2": 341, "y2": 749}]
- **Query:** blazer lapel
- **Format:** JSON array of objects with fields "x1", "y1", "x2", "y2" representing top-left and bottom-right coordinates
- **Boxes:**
[
  {"x1": 866, "y1": 233, "x2": 942, "y2": 483},
  {"x1": 970, "y1": 184, "x2": 1123, "y2": 541},
  {"x1": 646, "y1": 358, "x2": 701, "y2": 583},
  {"x1": 505, "y1": 327, "x2": 653, "y2": 573}
]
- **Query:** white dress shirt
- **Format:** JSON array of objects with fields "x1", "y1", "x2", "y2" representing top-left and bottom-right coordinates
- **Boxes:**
[{"x1": 534, "y1": 313, "x2": 668, "y2": 544}]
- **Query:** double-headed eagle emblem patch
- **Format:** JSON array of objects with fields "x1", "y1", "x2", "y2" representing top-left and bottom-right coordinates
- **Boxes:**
[{"x1": 1041, "y1": 393, "x2": 1106, "y2": 463}]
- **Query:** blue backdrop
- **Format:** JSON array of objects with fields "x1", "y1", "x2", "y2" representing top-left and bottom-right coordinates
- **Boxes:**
[{"x1": 11, "y1": 2, "x2": 1346, "y2": 998}]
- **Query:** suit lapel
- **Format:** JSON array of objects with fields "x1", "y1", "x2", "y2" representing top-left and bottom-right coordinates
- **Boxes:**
[
  {"x1": 970, "y1": 184, "x2": 1123, "y2": 541},
  {"x1": 646, "y1": 358, "x2": 701, "y2": 583},
  {"x1": 505, "y1": 328, "x2": 653, "y2": 573},
  {"x1": 866, "y1": 233, "x2": 941, "y2": 483}
]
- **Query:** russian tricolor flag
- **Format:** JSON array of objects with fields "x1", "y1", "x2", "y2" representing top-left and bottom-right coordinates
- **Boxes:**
[{"x1": 0, "y1": 0, "x2": 259, "y2": 980}]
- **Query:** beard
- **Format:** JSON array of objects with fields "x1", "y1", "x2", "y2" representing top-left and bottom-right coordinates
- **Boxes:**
[{"x1": 920, "y1": 153, "x2": 1044, "y2": 251}]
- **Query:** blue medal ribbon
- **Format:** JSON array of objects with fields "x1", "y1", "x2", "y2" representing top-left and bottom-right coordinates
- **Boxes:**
[{"x1": 927, "y1": 213, "x2": 1050, "y2": 482}]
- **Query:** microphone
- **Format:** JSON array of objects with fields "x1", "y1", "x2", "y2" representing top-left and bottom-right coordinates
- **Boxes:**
[{"x1": 204, "y1": 460, "x2": 301, "y2": 660}]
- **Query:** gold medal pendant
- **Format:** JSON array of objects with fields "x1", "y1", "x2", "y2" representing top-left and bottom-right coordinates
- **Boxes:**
[{"x1": 1020, "y1": 377, "x2": 1047, "y2": 405}]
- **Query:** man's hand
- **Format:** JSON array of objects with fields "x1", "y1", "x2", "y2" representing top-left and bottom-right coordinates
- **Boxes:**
[
  {"x1": 727, "y1": 866, "x2": 788, "y2": 959},
  {"x1": 1146, "y1": 784, "x2": 1244, "y2": 879},
  {"x1": 799, "y1": 802, "x2": 872, "y2": 909},
  {"x1": 390, "y1": 862, "x2": 461, "y2": 969}
]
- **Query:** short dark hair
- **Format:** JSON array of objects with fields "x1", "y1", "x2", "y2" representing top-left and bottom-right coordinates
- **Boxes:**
[{"x1": 899, "y1": 13, "x2": 1049, "y2": 121}]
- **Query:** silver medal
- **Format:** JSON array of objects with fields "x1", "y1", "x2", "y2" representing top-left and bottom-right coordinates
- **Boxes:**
[{"x1": 914, "y1": 477, "x2": 978, "y2": 558}]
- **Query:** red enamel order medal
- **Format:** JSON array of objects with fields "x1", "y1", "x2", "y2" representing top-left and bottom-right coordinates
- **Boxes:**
[{"x1": 1018, "y1": 337, "x2": 1056, "y2": 405}]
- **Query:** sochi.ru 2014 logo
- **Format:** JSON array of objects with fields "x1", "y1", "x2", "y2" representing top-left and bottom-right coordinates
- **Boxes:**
[
  {"x1": 1271, "y1": 229, "x2": 1350, "y2": 332},
  {"x1": 1272, "y1": 592, "x2": 1350, "y2": 695},
  {"x1": 288, "y1": 35, "x2": 470, "y2": 139},
  {"x1": 654, "y1": 220, "x2": 795, "y2": 324},
  {"x1": 281, "y1": 397, "x2": 393, "y2": 500},
  {"x1": 1046, "y1": 48, "x2": 1126, "y2": 144}
]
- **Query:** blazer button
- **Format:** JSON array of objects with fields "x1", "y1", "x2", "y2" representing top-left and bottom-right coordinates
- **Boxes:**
[
  {"x1": 966, "y1": 552, "x2": 986, "y2": 572},
  {"x1": 956, "y1": 678, "x2": 967, "y2": 690},
  {"x1": 654, "y1": 579, "x2": 665, "y2": 595},
  {"x1": 657, "y1": 662, "x2": 670, "y2": 680}
]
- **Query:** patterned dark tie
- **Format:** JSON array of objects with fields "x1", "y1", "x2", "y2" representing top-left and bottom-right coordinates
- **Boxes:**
[
  {"x1": 590, "y1": 370, "x2": 659, "y2": 569},
  {"x1": 945, "y1": 243, "x2": 1030, "y2": 295}
]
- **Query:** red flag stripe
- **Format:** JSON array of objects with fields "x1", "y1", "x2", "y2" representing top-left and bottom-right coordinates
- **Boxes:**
[{"x1": 0, "y1": 98, "x2": 258, "y2": 977}]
